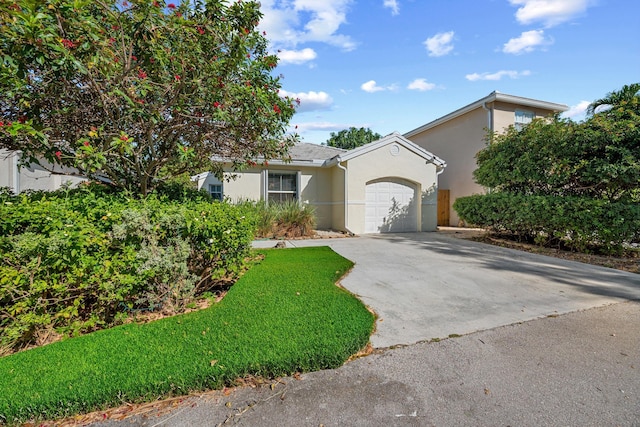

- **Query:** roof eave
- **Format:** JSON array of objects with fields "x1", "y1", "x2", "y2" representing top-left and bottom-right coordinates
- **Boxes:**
[
  {"x1": 493, "y1": 92, "x2": 569, "y2": 113},
  {"x1": 264, "y1": 159, "x2": 328, "y2": 168},
  {"x1": 404, "y1": 91, "x2": 569, "y2": 138}
]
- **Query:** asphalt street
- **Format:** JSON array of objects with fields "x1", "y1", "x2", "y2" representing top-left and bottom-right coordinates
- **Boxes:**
[{"x1": 94, "y1": 301, "x2": 640, "y2": 426}]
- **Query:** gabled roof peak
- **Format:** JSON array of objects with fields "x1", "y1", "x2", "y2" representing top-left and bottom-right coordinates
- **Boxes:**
[{"x1": 331, "y1": 132, "x2": 445, "y2": 167}]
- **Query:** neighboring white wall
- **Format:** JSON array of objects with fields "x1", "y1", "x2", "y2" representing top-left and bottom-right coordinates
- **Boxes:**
[
  {"x1": 492, "y1": 101, "x2": 556, "y2": 132},
  {"x1": 407, "y1": 107, "x2": 487, "y2": 226},
  {"x1": 0, "y1": 149, "x2": 18, "y2": 192},
  {"x1": 0, "y1": 149, "x2": 86, "y2": 193}
]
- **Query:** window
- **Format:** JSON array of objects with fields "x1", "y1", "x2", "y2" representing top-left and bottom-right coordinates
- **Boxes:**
[
  {"x1": 268, "y1": 172, "x2": 297, "y2": 203},
  {"x1": 514, "y1": 110, "x2": 535, "y2": 131},
  {"x1": 208, "y1": 184, "x2": 223, "y2": 201}
]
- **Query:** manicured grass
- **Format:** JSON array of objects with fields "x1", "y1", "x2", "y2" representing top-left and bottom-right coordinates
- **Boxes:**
[{"x1": 0, "y1": 247, "x2": 374, "y2": 425}]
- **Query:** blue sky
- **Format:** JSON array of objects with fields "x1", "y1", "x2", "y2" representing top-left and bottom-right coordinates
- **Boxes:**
[{"x1": 256, "y1": 0, "x2": 640, "y2": 144}]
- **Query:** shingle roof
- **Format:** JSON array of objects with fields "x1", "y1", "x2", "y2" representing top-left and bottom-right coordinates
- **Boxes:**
[{"x1": 288, "y1": 142, "x2": 346, "y2": 161}]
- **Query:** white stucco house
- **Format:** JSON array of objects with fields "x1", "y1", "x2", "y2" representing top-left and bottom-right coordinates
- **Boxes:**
[
  {"x1": 1, "y1": 90, "x2": 570, "y2": 231},
  {"x1": 8, "y1": 91, "x2": 568, "y2": 232},
  {"x1": 1, "y1": 133, "x2": 445, "y2": 235},
  {"x1": 193, "y1": 132, "x2": 446, "y2": 234}
]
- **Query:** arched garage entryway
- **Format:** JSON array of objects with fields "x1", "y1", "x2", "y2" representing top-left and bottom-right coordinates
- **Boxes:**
[{"x1": 364, "y1": 178, "x2": 418, "y2": 233}]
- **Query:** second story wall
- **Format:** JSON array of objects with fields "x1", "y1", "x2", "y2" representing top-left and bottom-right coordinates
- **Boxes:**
[{"x1": 407, "y1": 107, "x2": 488, "y2": 225}]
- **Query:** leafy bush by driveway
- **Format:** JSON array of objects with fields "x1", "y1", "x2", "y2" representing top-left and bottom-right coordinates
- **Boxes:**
[
  {"x1": 456, "y1": 84, "x2": 640, "y2": 254},
  {"x1": 0, "y1": 184, "x2": 256, "y2": 353},
  {"x1": 454, "y1": 193, "x2": 640, "y2": 253}
]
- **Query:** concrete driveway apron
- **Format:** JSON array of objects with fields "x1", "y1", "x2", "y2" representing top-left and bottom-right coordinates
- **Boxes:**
[{"x1": 255, "y1": 232, "x2": 640, "y2": 348}]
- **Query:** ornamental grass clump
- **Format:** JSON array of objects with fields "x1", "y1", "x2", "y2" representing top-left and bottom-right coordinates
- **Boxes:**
[
  {"x1": 275, "y1": 200, "x2": 316, "y2": 237},
  {"x1": 243, "y1": 199, "x2": 316, "y2": 239}
]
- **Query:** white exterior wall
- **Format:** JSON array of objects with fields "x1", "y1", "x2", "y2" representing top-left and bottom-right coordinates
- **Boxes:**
[
  {"x1": 331, "y1": 166, "x2": 347, "y2": 231},
  {"x1": 298, "y1": 167, "x2": 334, "y2": 230},
  {"x1": 195, "y1": 166, "x2": 336, "y2": 230},
  {"x1": 0, "y1": 149, "x2": 85, "y2": 194},
  {"x1": 344, "y1": 142, "x2": 439, "y2": 234},
  {"x1": 195, "y1": 169, "x2": 261, "y2": 202}
]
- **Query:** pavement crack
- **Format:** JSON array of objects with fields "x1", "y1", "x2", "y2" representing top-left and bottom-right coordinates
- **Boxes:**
[{"x1": 218, "y1": 380, "x2": 289, "y2": 426}]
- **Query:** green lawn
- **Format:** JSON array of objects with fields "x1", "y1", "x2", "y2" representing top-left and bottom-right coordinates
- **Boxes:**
[{"x1": 0, "y1": 246, "x2": 374, "y2": 425}]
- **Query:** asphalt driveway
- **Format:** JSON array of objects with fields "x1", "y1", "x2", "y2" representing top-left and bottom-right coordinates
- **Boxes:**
[{"x1": 255, "y1": 232, "x2": 640, "y2": 348}]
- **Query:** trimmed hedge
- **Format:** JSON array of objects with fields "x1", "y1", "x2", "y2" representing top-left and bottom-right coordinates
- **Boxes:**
[
  {"x1": 454, "y1": 192, "x2": 640, "y2": 253},
  {"x1": 0, "y1": 184, "x2": 256, "y2": 352}
]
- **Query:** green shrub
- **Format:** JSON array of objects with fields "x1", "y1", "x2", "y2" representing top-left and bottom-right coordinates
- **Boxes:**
[
  {"x1": 0, "y1": 184, "x2": 256, "y2": 353},
  {"x1": 454, "y1": 193, "x2": 640, "y2": 253}
]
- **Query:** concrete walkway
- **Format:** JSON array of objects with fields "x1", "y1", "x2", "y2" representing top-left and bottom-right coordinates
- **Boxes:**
[{"x1": 255, "y1": 233, "x2": 640, "y2": 348}]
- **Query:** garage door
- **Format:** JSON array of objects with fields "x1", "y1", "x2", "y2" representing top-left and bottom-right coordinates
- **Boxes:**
[{"x1": 365, "y1": 179, "x2": 417, "y2": 233}]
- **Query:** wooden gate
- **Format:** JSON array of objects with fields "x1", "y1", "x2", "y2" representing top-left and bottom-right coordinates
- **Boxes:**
[{"x1": 437, "y1": 189, "x2": 450, "y2": 227}]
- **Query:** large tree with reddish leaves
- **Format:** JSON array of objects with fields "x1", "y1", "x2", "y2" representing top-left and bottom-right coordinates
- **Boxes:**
[{"x1": 0, "y1": 0, "x2": 297, "y2": 195}]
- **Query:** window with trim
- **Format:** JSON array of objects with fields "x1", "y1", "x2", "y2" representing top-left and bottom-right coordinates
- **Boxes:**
[
  {"x1": 514, "y1": 110, "x2": 535, "y2": 131},
  {"x1": 268, "y1": 172, "x2": 297, "y2": 203},
  {"x1": 208, "y1": 184, "x2": 223, "y2": 201}
]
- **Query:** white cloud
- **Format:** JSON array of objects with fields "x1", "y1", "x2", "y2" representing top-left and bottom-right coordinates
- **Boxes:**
[
  {"x1": 503, "y1": 30, "x2": 553, "y2": 54},
  {"x1": 424, "y1": 31, "x2": 455, "y2": 57},
  {"x1": 259, "y1": 0, "x2": 356, "y2": 51},
  {"x1": 361, "y1": 80, "x2": 384, "y2": 93},
  {"x1": 562, "y1": 100, "x2": 590, "y2": 118},
  {"x1": 384, "y1": 0, "x2": 400, "y2": 15},
  {"x1": 407, "y1": 78, "x2": 436, "y2": 91},
  {"x1": 360, "y1": 80, "x2": 398, "y2": 93},
  {"x1": 277, "y1": 48, "x2": 318, "y2": 65},
  {"x1": 465, "y1": 70, "x2": 532, "y2": 81},
  {"x1": 509, "y1": 0, "x2": 593, "y2": 27},
  {"x1": 280, "y1": 89, "x2": 333, "y2": 113},
  {"x1": 294, "y1": 121, "x2": 353, "y2": 132}
]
